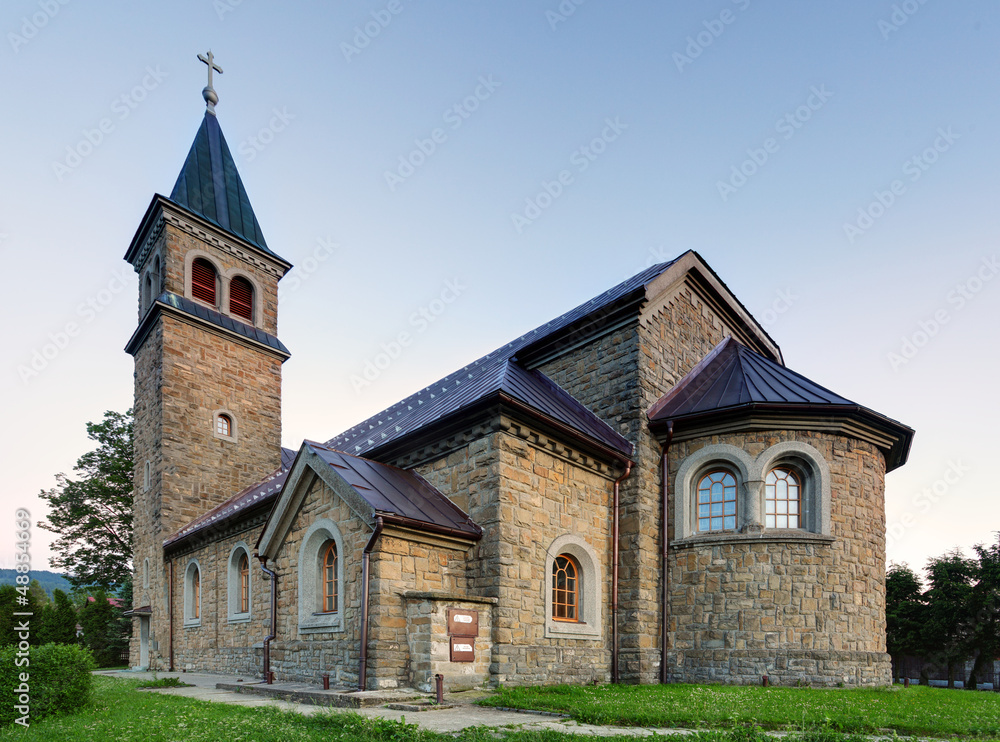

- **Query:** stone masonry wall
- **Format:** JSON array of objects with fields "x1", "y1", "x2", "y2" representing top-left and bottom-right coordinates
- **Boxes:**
[
  {"x1": 158, "y1": 313, "x2": 282, "y2": 537},
  {"x1": 541, "y1": 279, "x2": 743, "y2": 682},
  {"x1": 169, "y1": 526, "x2": 271, "y2": 675},
  {"x1": 270, "y1": 477, "x2": 471, "y2": 688},
  {"x1": 665, "y1": 431, "x2": 891, "y2": 686}
]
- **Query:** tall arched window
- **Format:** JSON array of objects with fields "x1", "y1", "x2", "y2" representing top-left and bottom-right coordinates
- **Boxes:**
[
  {"x1": 229, "y1": 275, "x2": 254, "y2": 322},
  {"x1": 143, "y1": 273, "x2": 153, "y2": 310},
  {"x1": 191, "y1": 258, "x2": 217, "y2": 306},
  {"x1": 152, "y1": 256, "x2": 161, "y2": 295},
  {"x1": 551, "y1": 553, "x2": 580, "y2": 622},
  {"x1": 193, "y1": 568, "x2": 200, "y2": 619},
  {"x1": 239, "y1": 554, "x2": 250, "y2": 614},
  {"x1": 322, "y1": 542, "x2": 338, "y2": 613},
  {"x1": 697, "y1": 469, "x2": 737, "y2": 532},
  {"x1": 765, "y1": 467, "x2": 801, "y2": 529}
]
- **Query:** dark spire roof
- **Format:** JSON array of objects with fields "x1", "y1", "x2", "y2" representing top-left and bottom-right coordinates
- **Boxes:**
[
  {"x1": 647, "y1": 337, "x2": 914, "y2": 471},
  {"x1": 169, "y1": 112, "x2": 272, "y2": 253}
]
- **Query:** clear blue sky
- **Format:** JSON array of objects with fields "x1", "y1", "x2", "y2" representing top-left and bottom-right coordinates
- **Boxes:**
[{"x1": 1, "y1": 1, "x2": 998, "y2": 578}]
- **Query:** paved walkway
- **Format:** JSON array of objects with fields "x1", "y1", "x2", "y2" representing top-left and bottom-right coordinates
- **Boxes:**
[{"x1": 95, "y1": 670, "x2": 694, "y2": 736}]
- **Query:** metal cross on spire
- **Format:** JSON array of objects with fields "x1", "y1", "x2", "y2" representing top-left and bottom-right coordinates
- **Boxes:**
[{"x1": 198, "y1": 50, "x2": 224, "y2": 114}]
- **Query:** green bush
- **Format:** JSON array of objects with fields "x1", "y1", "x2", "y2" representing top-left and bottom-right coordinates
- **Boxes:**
[{"x1": 0, "y1": 642, "x2": 95, "y2": 726}]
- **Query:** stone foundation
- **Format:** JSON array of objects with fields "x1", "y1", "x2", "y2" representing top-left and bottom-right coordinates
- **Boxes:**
[{"x1": 666, "y1": 649, "x2": 892, "y2": 687}]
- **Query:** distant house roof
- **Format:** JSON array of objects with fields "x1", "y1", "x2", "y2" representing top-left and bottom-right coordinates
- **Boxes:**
[
  {"x1": 125, "y1": 292, "x2": 291, "y2": 360},
  {"x1": 164, "y1": 448, "x2": 297, "y2": 550},
  {"x1": 647, "y1": 337, "x2": 914, "y2": 471},
  {"x1": 168, "y1": 111, "x2": 276, "y2": 256},
  {"x1": 324, "y1": 259, "x2": 689, "y2": 459}
]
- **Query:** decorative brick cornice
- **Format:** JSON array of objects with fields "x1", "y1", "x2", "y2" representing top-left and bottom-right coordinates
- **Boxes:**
[
  {"x1": 384, "y1": 420, "x2": 498, "y2": 469},
  {"x1": 130, "y1": 214, "x2": 166, "y2": 272},
  {"x1": 163, "y1": 210, "x2": 286, "y2": 278}
]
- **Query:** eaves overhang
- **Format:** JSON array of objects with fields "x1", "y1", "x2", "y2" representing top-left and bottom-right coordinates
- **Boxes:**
[
  {"x1": 124, "y1": 291, "x2": 290, "y2": 362},
  {"x1": 124, "y1": 194, "x2": 292, "y2": 274},
  {"x1": 648, "y1": 402, "x2": 914, "y2": 472}
]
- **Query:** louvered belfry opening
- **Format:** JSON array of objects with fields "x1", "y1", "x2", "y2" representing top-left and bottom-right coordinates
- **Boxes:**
[
  {"x1": 230, "y1": 275, "x2": 254, "y2": 322},
  {"x1": 191, "y1": 258, "x2": 217, "y2": 305}
]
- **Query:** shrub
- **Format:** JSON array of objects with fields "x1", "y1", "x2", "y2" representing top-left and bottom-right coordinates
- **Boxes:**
[{"x1": 0, "y1": 642, "x2": 96, "y2": 726}]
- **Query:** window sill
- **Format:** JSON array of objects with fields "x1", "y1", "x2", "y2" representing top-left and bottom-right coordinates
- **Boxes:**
[
  {"x1": 183, "y1": 618, "x2": 201, "y2": 628},
  {"x1": 545, "y1": 620, "x2": 601, "y2": 640},
  {"x1": 671, "y1": 530, "x2": 834, "y2": 550},
  {"x1": 299, "y1": 613, "x2": 344, "y2": 634},
  {"x1": 227, "y1": 613, "x2": 251, "y2": 624}
]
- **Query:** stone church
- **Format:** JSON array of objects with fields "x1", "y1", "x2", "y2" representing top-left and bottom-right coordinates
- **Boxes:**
[{"x1": 126, "y1": 68, "x2": 914, "y2": 691}]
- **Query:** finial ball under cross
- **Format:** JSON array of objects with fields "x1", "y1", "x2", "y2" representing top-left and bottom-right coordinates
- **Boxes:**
[{"x1": 198, "y1": 50, "x2": 224, "y2": 113}]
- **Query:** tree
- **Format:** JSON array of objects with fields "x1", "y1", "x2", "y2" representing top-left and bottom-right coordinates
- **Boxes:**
[
  {"x1": 39, "y1": 410, "x2": 133, "y2": 590},
  {"x1": 78, "y1": 591, "x2": 116, "y2": 667},
  {"x1": 965, "y1": 541, "x2": 1000, "y2": 689},
  {"x1": 921, "y1": 549, "x2": 977, "y2": 688},
  {"x1": 885, "y1": 562, "x2": 925, "y2": 677}
]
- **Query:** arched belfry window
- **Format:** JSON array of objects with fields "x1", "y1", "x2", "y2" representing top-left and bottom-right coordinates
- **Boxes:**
[
  {"x1": 697, "y1": 469, "x2": 737, "y2": 533},
  {"x1": 322, "y1": 542, "x2": 338, "y2": 614},
  {"x1": 765, "y1": 467, "x2": 801, "y2": 529},
  {"x1": 191, "y1": 258, "x2": 217, "y2": 306},
  {"x1": 229, "y1": 276, "x2": 254, "y2": 322}
]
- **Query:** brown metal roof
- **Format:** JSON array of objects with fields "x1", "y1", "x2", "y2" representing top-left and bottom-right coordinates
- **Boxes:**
[
  {"x1": 647, "y1": 337, "x2": 915, "y2": 471},
  {"x1": 305, "y1": 443, "x2": 481, "y2": 539}
]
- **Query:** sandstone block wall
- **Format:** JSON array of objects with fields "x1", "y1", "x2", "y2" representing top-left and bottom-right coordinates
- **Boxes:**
[
  {"x1": 665, "y1": 431, "x2": 891, "y2": 686},
  {"x1": 404, "y1": 593, "x2": 496, "y2": 692}
]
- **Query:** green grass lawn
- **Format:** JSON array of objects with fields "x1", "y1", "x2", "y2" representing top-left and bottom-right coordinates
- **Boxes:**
[
  {"x1": 4, "y1": 675, "x2": 997, "y2": 741},
  {"x1": 480, "y1": 682, "x2": 1000, "y2": 738}
]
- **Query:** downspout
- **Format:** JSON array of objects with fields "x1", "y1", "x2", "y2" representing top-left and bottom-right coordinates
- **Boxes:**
[
  {"x1": 660, "y1": 421, "x2": 675, "y2": 684},
  {"x1": 359, "y1": 515, "x2": 384, "y2": 690},
  {"x1": 611, "y1": 461, "x2": 632, "y2": 684},
  {"x1": 258, "y1": 556, "x2": 277, "y2": 683},
  {"x1": 167, "y1": 558, "x2": 174, "y2": 672}
]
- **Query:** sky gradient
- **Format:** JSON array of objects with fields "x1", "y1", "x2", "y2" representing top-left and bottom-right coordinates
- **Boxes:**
[{"x1": 2, "y1": 1, "x2": 998, "y2": 581}]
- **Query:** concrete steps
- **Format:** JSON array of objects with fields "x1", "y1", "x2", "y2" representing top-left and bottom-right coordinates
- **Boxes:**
[{"x1": 215, "y1": 681, "x2": 427, "y2": 709}]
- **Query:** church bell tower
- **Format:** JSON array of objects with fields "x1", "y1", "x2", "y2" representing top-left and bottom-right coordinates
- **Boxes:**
[{"x1": 124, "y1": 52, "x2": 291, "y2": 668}]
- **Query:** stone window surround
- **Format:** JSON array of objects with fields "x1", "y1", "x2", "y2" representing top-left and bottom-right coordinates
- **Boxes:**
[
  {"x1": 227, "y1": 542, "x2": 252, "y2": 623},
  {"x1": 213, "y1": 408, "x2": 238, "y2": 443},
  {"x1": 673, "y1": 441, "x2": 832, "y2": 543},
  {"x1": 183, "y1": 558, "x2": 202, "y2": 628},
  {"x1": 544, "y1": 534, "x2": 602, "y2": 640},
  {"x1": 142, "y1": 557, "x2": 150, "y2": 589},
  {"x1": 143, "y1": 460, "x2": 151, "y2": 492},
  {"x1": 298, "y1": 518, "x2": 345, "y2": 634},
  {"x1": 182, "y1": 248, "x2": 264, "y2": 327}
]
